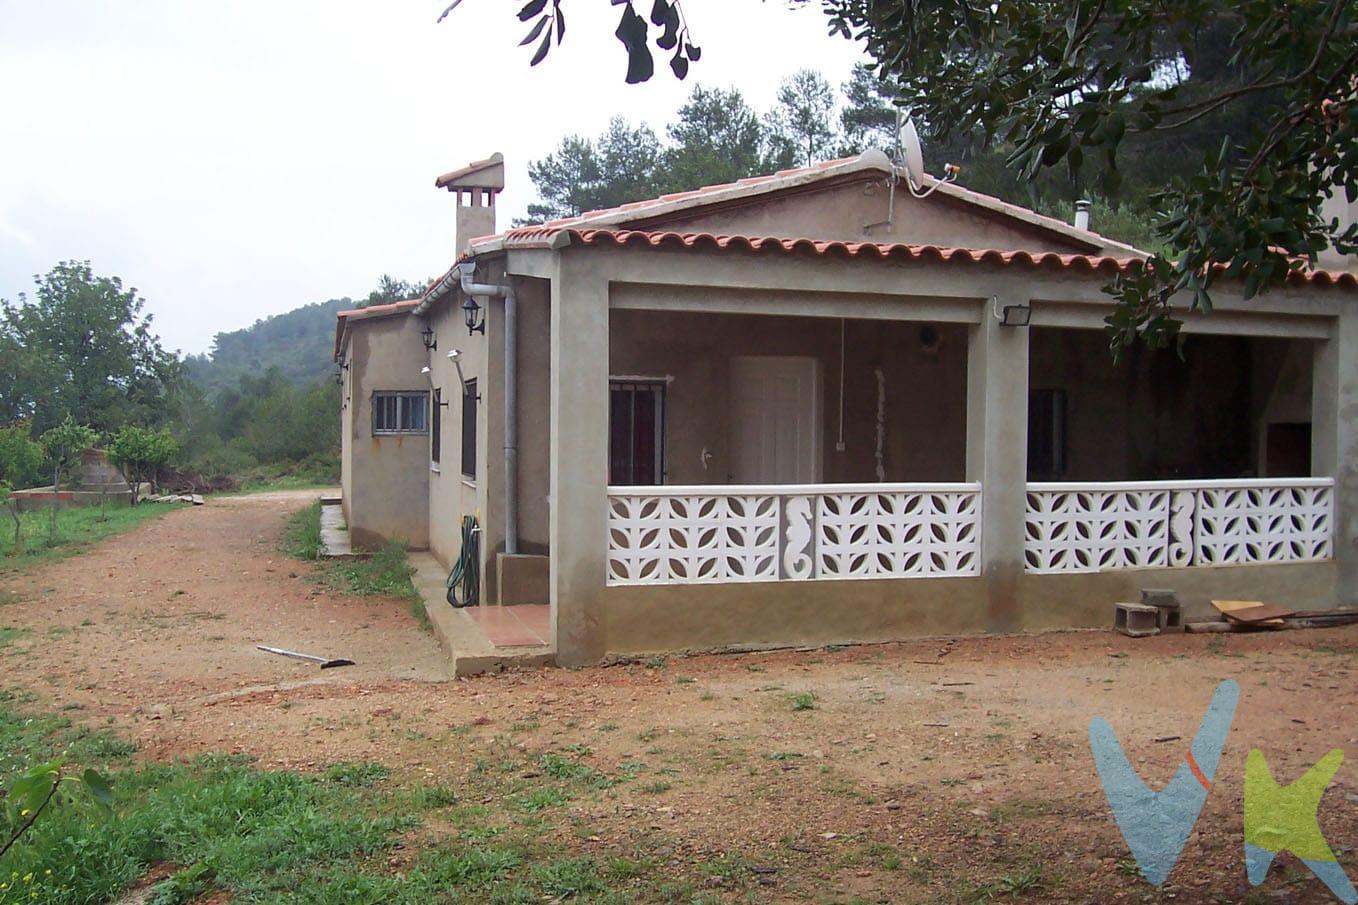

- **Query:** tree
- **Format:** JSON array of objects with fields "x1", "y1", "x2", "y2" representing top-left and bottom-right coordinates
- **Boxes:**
[
  {"x1": 39, "y1": 417, "x2": 97, "y2": 536},
  {"x1": 363, "y1": 275, "x2": 422, "y2": 308},
  {"x1": 524, "y1": 118, "x2": 663, "y2": 222},
  {"x1": 475, "y1": 0, "x2": 1358, "y2": 354},
  {"x1": 107, "y1": 425, "x2": 178, "y2": 505},
  {"x1": 766, "y1": 69, "x2": 840, "y2": 167},
  {"x1": 840, "y1": 62, "x2": 899, "y2": 154},
  {"x1": 2, "y1": 262, "x2": 183, "y2": 433},
  {"x1": 662, "y1": 86, "x2": 779, "y2": 192},
  {"x1": 0, "y1": 423, "x2": 43, "y2": 547}
]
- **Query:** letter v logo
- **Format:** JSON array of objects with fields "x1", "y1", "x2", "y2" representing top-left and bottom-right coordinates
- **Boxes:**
[{"x1": 1088, "y1": 679, "x2": 1239, "y2": 886}]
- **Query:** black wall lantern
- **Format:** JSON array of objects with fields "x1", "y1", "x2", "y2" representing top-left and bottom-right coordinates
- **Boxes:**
[
  {"x1": 462, "y1": 295, "x2": 485, "y2": 335},
  {"x1": 420, "y1": 324, "x2": 438, "y2": 351}
]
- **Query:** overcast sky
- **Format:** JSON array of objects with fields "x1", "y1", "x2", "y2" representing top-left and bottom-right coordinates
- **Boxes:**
[{"x1": 0, "y1": 1, "x2": 866, "y2": 355}]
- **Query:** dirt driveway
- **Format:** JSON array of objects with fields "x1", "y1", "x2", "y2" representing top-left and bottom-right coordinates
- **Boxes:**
[{"x1": 2, "y1": 490, "x2": 1357, "y2": 903}]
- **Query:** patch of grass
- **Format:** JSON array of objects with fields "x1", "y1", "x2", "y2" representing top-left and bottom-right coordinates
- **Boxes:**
[
  {"x1": 515, "y1": 786, "x2": 569, "y2": 811},
  {"x1": 533, "y1": 856, "x2": 606, "y2": 899},
  {"x1": 789, "y1": 692, "x2": 817, "y2": 712},
  {"x1": 641, "y1": 780, "x2": 672, "y2": 794},
  {"x1": 282, "y1": 506, "x2": 424, "y2": 623},
  {"x1": 0, "y1": 501, "x2": 182, "y2": 572},
  {"x1": 0, "y1": 626, "x2": 29, "y2": 650},
  {"x1": 675, "y1": 676, "x2": 696, "y2": 685},
  {"x1": 281, "y1": 501, "x2": 323, "y2": 560},
  {"x1": 147, "y1": 863, "x2": 214, "y2": 905},
  {"x1": 968, "y1": 866, "x2": 1044, "y2": 901},
  {"x1": 322, "y1": 761, "x2": 391, "y2": 787}
]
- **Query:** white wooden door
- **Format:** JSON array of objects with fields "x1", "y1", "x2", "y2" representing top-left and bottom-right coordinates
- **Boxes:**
[{"x1": 729, "y1": 356, "x2": 821, "y2": 484}]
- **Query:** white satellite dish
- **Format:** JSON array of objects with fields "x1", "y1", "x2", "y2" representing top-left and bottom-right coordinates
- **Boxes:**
[
  {"x1": 893, "y1": 111, "x2": 959, "y2": 199},
  {"x1": 898, "y1": 114, "x2": 925, "y2": 191}
]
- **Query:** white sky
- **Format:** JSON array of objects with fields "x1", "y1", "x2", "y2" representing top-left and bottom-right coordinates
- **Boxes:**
[{"x1": 0, "y1": 1, "x2": 866, "y2": 355}]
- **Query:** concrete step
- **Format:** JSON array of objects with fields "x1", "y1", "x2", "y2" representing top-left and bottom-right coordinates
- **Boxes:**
[{"x1": 409, "y1": 552, "x2": 553, "y2": 676}]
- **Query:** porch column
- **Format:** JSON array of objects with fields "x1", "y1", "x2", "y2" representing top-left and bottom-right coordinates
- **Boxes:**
[
  {"x1": 1312, "y1": 310, "x2": 1358, "y2": 598},
  {"x1": 549, "y1": 253, "x2": 610, "y2": 665},
  {"x1": 966, "y1": 296, "x2": 1030, "y2": 630}
]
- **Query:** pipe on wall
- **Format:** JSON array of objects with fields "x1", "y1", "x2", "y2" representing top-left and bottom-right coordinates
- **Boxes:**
[{"x1": 456, "y1": 262, "x2": 519, "y2": 556}]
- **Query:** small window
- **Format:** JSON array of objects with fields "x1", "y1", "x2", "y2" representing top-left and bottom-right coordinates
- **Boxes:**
[
  {"x1": 609, "y1": 380, "x2": 665, "y2": 485},
  {"x1": 461, "y1": 380, "x2": 478, "y2": 479},
  {"x1": 431, "y1": 389, "x2": 442, "y2": 463},
  {"x1": 372, "y1": 391, "x2": 428, "y2": 435},
  {"x1": 1028, "y1": 388, "x2": 1067, "y2": 480}
]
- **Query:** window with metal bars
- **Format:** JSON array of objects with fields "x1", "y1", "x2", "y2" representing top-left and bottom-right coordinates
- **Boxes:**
[
  {"x1": 609, "y1": 380, "x2": 665, "y2": 485},
  {"x1": 372, "y1": 391, "x2": 428, "y2": 435}
]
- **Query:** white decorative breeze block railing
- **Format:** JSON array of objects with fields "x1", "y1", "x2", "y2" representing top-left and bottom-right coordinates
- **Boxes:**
[
  {"x1": 1024, "y1": 479, "x2": 1334, "y2": 574},
  {"x1": 607, "y1": 483, "x2": 982, "y2": 586}
]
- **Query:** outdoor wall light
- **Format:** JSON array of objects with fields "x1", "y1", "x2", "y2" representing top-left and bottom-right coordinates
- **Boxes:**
[
  {"x1": 334, "y1": 362, "x2": 348, "y2": 385},
  {"x1": 462, "y1": 295, "x2": 485, "y2": 335},
  {"x1": 992, "y1": 296, "x2": 1032, "y2": 327},
  {"x1": 420, "y1": 324, "x2": 438, "y2": 350}
]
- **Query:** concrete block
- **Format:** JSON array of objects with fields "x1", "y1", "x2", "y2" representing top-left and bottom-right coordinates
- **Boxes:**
[
  {"x1": 498, "y1": 553, "x2": 549, "y2": 606},
  {"x1": 1114, "y1": 602, "x2": 1160, "y2": 637},
  {"x1": 1140, "y1": 588, "x2": 1183, "y2": 632}
]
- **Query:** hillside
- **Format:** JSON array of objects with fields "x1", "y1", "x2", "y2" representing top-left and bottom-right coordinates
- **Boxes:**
[
  {"x1": 185, "y1": 276, "x2": 422, "y2": 396},
  {"x1": 184, "y1": 297, "x2": 353, "y2": 395}
]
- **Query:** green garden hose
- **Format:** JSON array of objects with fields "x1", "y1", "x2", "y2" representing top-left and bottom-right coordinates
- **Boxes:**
[{"x1": 446, "y1": 515, "x2": 480, "y2": 607}]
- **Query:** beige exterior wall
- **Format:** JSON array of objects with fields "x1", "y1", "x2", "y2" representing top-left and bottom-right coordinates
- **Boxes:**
[
  {"x1": 609, "y1": 311, "x2": 968, "y2": 485},
  {"x1": 422, "y1": 266, "x2": 553, "y2": 601},
  {"x1": 637, "y1": 177, "x2": 1102, "y2": 254},
  {"x1": 343, "y1": 314, "x2": 430, "y2": 550},
  {"x1": 602, "y1": 562, "x2": 1337, "y2": 655}
]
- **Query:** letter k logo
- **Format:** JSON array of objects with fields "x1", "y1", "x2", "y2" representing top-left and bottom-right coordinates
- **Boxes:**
[{"x1": 1088, "y1": 680, "x2": 1240, "y2": 886}]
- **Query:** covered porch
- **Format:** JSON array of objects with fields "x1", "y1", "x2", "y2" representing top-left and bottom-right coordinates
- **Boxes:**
[{"x1": 536, "y1": 243, "x2": 1352, "y2": 664}]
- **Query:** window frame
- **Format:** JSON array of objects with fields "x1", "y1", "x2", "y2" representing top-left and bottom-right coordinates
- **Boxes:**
[
  {"x1": 609, "y1": 379, "x2": 667, "y2": 486},
  {"x1": 371, "y1": 391, "x2": 429, "y2": 436},
  {"x1": 431, "y1": 388, "x2": 442, "y2": 464},
  {"x1": 461, "y1": 379, "x2": 478, "y2": 479}
]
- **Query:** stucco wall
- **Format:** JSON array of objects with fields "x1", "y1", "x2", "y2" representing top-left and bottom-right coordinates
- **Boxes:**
[
  {"x1": 601, "y1": 561, "x2": 1337, "y2": 655},
  {"x1": 609, "y1": 310, "x2": 969, "y2": 484},
  {"x1": 422, "y1": 267, "x2": 552, "y2": 601},
  {"x1": 638, "y1": 177, "x2": 1101, "y2": 254},
  {"x1": 346, "y1": 315, "x2": 430, "y2": 550}
]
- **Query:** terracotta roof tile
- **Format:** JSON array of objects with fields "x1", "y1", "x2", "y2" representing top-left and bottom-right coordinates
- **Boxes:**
[{"x1": 500, "y1": 228, "x2": 1358, "y2": 289}]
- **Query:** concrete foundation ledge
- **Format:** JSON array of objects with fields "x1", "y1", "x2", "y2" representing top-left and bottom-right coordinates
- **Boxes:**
[{"x1": 497, "y1": 553, "x2": 549, "y2": 605}]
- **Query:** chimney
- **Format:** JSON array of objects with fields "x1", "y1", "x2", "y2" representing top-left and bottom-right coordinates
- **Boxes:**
[
  {"x1": 1073, "y1": 199, "x2": 1091, "y2": 231},
  {"x1": 435, "y1": 152, "x2": 505, "y2": 256}
]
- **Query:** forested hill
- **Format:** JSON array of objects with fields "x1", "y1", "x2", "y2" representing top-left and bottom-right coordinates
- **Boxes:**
[
  {"x1": 183, "y1": 297, "x2": 352, "y2": 395},
  {"x1": 183, "y1": 276, "x2": 422, "y2": 396}
]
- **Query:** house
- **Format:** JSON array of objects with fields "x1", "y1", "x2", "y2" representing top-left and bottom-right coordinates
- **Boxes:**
[{"x1": 334, "y1": 149, "x2": 1358, "y2": 666}]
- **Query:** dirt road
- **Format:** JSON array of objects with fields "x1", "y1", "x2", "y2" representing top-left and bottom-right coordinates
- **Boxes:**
[{"x1": 2, "y1": 491, "x2": 1356, "y2": 903}]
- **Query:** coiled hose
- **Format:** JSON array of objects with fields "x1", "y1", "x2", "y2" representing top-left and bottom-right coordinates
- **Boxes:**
[{"x1": 446, "y1": 515, "x2": 480, "y2": 607}]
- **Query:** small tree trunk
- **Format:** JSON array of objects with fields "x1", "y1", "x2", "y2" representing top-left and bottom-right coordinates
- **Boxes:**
[
  {"x1": 49, "y1": 462, "x2": 59, "y2": 539},
  {"x1": 8, "y1": 502, "x2": 21, "y2": 551}
]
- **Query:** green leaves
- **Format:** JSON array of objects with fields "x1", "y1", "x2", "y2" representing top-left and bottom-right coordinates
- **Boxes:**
[
  {"x1": 0, "y1": 759, "x2": 112, "y2": 860},
  {"x1": 819, "y1": 0, "x2": 1358, "y2": 351}
]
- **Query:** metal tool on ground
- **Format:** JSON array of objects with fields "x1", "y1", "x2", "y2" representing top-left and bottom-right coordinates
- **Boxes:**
[{"x1": 256, "y1": 645, "x2": 355, "y2": 669}]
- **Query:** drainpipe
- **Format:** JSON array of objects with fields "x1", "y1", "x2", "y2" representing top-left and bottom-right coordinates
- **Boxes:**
[{"x1": 455, "y1": 261, "x2": 519, "y2": 556}]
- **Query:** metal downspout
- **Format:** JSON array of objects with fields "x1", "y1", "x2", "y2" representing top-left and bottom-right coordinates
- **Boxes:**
[{"x1": 456, "y1": 262, "x2": 518, "y2": 556}]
